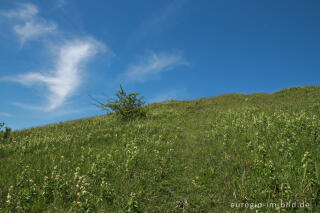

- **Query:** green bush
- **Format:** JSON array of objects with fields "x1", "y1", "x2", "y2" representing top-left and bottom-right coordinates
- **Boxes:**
[
  {"x1": 0, "y1": 122, "x2": 11, "y2": 143},
  {"x1": 98, "y1": 85, "x2": 146, "y2": 121}
]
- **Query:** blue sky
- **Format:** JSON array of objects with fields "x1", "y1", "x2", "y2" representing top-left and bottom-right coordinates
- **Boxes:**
[{"x1": 0, "y1": 0, "x2": 319, "y2": 129}]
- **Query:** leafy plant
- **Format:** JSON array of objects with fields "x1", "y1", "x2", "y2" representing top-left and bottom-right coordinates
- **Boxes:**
[
  {"x1": 97, "y1": 85, "x2": 146, "y2": 121},
  {"x1": 0, "y1": 122, "x2": 4, "y2": 130},
  {"x1": 0, "y1": 122, "x2": 11, "y2": 143}
]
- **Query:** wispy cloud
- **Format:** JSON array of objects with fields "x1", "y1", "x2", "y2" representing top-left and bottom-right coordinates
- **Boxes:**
[
  {"x1": 4, "y1": 38, "x2": 106, "y2": 111},
  {"x1": 1, "y1": 3, "x2": 57, "y2": 44},
  {"x1": 0, "y1": 3, "x2": 110, "y2": 112},
  {"x1": 2, "y1": 3, "x2": 38, "y2": 20},
  {"x1": 124, "y1": 51, "x2": 189, "y2": 83},
  {"x1": 14, "y1": 20, "x2": 56, "y2": 44},
  {"x1": 150, "y1": 88, "x2": 186, "y2": 103},
  {"x1": 135, "y1": 0, "x2": 186, "y2": 37},
  {"x1": 0, "y1": 112, "x2": 13, "y2": 118},
  {"x1": 56, "y1": 0, "x2": 68, "y2": 8}
]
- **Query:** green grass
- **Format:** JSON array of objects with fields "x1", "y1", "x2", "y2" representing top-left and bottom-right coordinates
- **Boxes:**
[{"x1": 1, "y1": 85, "x2": 320, "y2": 212}]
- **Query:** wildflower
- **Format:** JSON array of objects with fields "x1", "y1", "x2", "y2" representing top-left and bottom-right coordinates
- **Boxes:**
[
  {"x1": 6, "y1": 193, "x2": 11, "y2": 204},
  {"x1": 192, "y1": 180, "x2": 196, "y2": 185},
  {"x1": 176, "y1": 199, "x2": 188, "y2": 209},
  {"x1": 76, "y1": 201, "x2": 81, "y2": 205}
]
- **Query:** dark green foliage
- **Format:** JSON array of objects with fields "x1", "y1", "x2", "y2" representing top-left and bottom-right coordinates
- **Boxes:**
[
  {"x1": 98, "y1": 85, "x2": 146, "y2": 121},
  {"x1": 0, "y1": 122, "x2": 4, "y2": 130},
  {"x1": 0, "y1": 122, "x2": 11, "y2": 143}
]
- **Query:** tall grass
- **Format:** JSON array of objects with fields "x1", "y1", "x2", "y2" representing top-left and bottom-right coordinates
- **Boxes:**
[{"x1": 0, "y1": 86, "x2": 319, "y2": 212}]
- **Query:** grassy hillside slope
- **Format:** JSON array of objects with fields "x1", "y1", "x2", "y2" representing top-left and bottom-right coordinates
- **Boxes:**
[{"x1": 1, "y1": 86, "x2": 320, "y2": 212}]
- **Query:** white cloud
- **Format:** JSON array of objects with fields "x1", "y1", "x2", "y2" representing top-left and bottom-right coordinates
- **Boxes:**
[
  {"x1": 56, "y1": 0, "x2": 68, "y2": 8},
  {"x1": 1, "y1": 3, "x2": 111, "y2": 114},
  {"x1": 149, "y1": 0, "x2": 185, "y2": 27},
  {"x1": 14, "y1": 20, "x2": 56, "y2": 44},
  {"x1": 6, "y1": 38, "x2": 106, "y2": 111},
  {"x1": 150, "y1": 88, "x2": 186, "y2": 103},
  {"x1": 125, "y1": 51, "x2": 188, "y2": 82},
  {"x1": 2, "y1": 3, "x2": 38, "y2": 20},
  {"x1": 134, "y1": 0, "x2": 186, "y2": 38},
  {"x1": 1, "y1": 3, "x2": 57, "y2": 44},
  {"x1": 0, "y1": 112, "x2": 13, "y2": 118}
]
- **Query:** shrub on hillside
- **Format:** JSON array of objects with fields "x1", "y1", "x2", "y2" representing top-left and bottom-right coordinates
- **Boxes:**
[
  {"x1": 0, "y1": 122, "x2": 11, "y2": 143},
  {"x1": 97, "y1": 85, "x2": 146, "y2": 121}
]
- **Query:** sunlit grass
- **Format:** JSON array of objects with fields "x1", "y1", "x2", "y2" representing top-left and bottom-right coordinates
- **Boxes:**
[{"x1": 0, "y1": 86, "x2": 320, "y2": 212}]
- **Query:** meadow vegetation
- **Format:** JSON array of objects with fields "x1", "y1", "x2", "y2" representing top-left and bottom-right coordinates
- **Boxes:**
[
  {"x1": 0, "y1": 86, "x2": 320, "y2": 212},
  {"x1": 95, "y1": 85, "x2": 146, "y2": 121},
  {"x1": 0, "y1": 122, "x2": 11, "y2": 144}
]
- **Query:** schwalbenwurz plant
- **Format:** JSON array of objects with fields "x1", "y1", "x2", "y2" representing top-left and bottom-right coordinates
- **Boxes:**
[{"x1": 98, "y1": 85, "x2": 146, "y2": 121}]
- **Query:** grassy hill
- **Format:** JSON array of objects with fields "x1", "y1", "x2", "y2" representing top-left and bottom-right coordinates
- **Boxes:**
[{"x1": 1, "y1": 86, "x2": 320, "y2": 212}]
